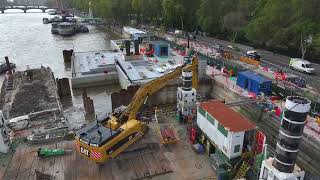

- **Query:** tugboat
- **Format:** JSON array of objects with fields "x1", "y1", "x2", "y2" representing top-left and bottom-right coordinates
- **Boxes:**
[
  {"x1": 43, "y1": 16, "x2": 61, "y2": 24},
  {"x1": 48, "y1": 10, "x2": 58, "y2": 15},
  {"x1": 57, "y1": 22, "x2": 76, "y2": 36},
  {"x1": 76, "y1": 24, "x2": 89, "y2": 33}
]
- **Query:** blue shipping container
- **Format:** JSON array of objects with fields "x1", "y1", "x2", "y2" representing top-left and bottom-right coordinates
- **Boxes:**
[
  {"x1": 153, "y1": 41, "x2": 169, "y2": 57},
  {"x1": 236, "y1": 71, "x2": 272, "y2": 95}
]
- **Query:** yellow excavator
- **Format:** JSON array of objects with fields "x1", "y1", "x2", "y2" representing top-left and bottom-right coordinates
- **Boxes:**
[{"x1": 75, "y1": 57, "x2": 198, "y2": 163}]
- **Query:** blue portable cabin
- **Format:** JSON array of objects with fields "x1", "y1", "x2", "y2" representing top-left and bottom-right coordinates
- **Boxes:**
[
  {"x1": 236, "y1": 71, "x2": 272, "y2": 95},
  {"x1": 152, "y1": 41, "x2": 169, "y2": 57}
]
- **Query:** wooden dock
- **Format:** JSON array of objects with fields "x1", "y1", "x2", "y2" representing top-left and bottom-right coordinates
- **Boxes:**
[
  {"x1": 0, "y1": 106, "x2": 216, "y2": 180},
  {"x1": 1, "y1": 140, "x2": 168, "y2": 180},
  {"x1": 1, "y1": 138, "x2": 215, "y2": 180}
]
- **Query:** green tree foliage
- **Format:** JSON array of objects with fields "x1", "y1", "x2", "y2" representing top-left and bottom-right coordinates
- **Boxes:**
[
  {"x1": 70, "y1": 0, "x2": 320, "y2": 60},
  {"x1": 196, "y1": 0, "x2": 222, "y2": 34},
  {"x1": 245, "y1": 0, "x2": 320, "y2": 58}
]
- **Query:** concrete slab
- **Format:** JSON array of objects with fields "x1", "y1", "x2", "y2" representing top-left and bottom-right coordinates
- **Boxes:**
[{"x1": 71, "y1": 51, "x2": 122, "y2": 88}]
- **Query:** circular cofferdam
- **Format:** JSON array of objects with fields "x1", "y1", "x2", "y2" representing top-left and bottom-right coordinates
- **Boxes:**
[
  {"x1": 182, "y1": 70, "x2": 192, "y2": 90},
  {"x1": 272, "y1": 96, "x2": 311, "y2": 173}
]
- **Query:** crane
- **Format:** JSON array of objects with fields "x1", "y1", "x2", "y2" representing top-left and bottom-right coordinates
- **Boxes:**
[{"x1": 75, "y1": 57, "x2": 198, "y2": 163}]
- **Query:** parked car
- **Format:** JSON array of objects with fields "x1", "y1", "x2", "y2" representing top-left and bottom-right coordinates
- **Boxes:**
[{"x1": 289, "y1": 58, "x2": 315, "y2": 74}]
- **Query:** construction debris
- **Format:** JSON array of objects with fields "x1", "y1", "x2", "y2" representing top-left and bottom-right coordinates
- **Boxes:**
[
  {"x1": 0, "y1": 67, "x2": 68, "y2": 141},
  {"x1": 158, "y1": 125, "x2": 179, "y2": 144}
]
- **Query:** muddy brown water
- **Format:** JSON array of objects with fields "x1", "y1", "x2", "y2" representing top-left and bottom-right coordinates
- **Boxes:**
[{"x1": 0, "y1": 11, "x2": 121, "y2": 129}]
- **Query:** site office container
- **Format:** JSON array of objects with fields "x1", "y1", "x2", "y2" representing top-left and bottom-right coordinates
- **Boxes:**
[
  {"x1": 197, "y1": 109, "x2": 244, "y2": 159},
  {"x1": 196, "y1": 101, "x2": 256, "y2": 160},
  {"x1": 236, "y1": 71, "x2": 272, "y2": 95}
]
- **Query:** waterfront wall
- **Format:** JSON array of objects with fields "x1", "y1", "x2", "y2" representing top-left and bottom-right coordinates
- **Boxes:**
[{"x1": 111, "y1": 79, "x2": 212, "y2": 110}]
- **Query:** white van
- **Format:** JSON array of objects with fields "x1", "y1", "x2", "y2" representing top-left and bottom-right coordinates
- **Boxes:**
[{"x1": 289, "y1": 58, "x2": 315, "y2": 74}]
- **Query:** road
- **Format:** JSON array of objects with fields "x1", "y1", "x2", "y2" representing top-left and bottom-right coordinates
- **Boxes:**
[
  {"x1": 193, "y1": 35, "x2": 320, "y2": 88},
  {"x1": 196, "y1": 35, "x2": 320, "y2": 76}
]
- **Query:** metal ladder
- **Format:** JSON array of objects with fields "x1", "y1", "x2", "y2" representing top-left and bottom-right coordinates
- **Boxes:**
[{"x1": 233, "y1": 161, "x2": 250, "y2": 180}]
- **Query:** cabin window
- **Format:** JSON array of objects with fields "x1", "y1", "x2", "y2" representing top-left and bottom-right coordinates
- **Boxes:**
[
  {"x1": 198, "y1": 107, "x2": 206, "y2": 117},
  {"x1": 234, "y1": 145, "x2": 240, "y2": 153},
  {"x1": 218, "y1": 123, "x2": 228, "y2": 137}
]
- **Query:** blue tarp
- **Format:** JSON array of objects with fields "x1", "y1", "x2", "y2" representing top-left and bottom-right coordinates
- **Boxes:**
[{"x1": 237, "y1": 71, "x2": 272, "y2": 95}]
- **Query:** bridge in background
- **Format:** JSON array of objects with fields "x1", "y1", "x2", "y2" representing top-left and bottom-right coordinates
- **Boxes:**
[
  {"x1": 0, "y1": 5, "x2": 54, "y2": 13},
  {"x1": 0, "y1": 0, "x2": 59, "y2": 13}
]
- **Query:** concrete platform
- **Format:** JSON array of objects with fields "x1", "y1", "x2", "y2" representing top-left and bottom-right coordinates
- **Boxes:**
[
  {"x1": 116, "y1": 53, "x2": 184, "y2": 89},
  {"x1": 71, "y1": 51, "x2": 123, "y2": 88}
]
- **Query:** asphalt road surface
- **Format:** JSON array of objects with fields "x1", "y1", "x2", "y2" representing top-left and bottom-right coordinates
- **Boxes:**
[
  {"x1": 196, "y1": 35, "x2": 320, "y2": 77},
  {"x1": 192, "y1": 35, "x2": 320, "y2": 89}
]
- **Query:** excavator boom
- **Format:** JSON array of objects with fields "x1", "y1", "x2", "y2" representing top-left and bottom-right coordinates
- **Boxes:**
[
  {"x1": 123, "y1": 57, "x2": 198, "y2": 121},
  {"x1": 75, "y1": 57, "x2": 198, "y2": 163}
]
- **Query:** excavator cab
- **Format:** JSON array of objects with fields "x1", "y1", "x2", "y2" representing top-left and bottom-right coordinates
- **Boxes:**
[
  {"x1": 75, "y1": 119, "x2": 147, "y2": 163},
  {"x1": 183, "y1": 56, "x2": 191, "y2": 65}
]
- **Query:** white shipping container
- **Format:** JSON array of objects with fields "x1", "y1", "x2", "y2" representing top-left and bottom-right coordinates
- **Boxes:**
[{"x1": 197, "y1": 110, "x2": 244, "y2": 159}]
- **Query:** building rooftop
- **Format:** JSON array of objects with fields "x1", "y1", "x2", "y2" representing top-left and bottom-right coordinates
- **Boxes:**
[
  {"x1": 151, "y1": 41, "x2": 169, "y2": 46},
  {"x1": 72, "y1": 51, "x2": 122, "y2": 78},
  {"x1": 75, "y1": 122, "x2": 122, "y2": 146},
  {"x1": 199, "y1": 100, "x2": 256, "y2": 132}
]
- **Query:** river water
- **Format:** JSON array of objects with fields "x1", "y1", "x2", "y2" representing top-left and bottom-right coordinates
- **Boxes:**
[{"x1": 0, "y1": 11, "x2": 120, "y2": 128}]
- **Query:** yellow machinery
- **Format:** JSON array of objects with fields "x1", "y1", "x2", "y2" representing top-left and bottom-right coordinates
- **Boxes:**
[
  {"x1": 75, "y1": 58, "x2": 198, "y2": 163},
  {"x1": 240, "y1": 52, "x2": 261, "y2": 66}
]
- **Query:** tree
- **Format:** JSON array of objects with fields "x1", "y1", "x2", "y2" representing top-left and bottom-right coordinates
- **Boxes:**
[
  {"x1": 196, "y1": 0, "x2": 222, "y2": 35},
  {"x1": 175, "y1": 4, "x2": 185, "y2": 31},
  {"x1": 223, "y1": 12, "x2": 247, "y2": 42},
  {"x1": 297, "y1": 21, "x2": 317, "y2": 59},
  {"x1": 162, "y1": 0, "x2": 176, "y2": 28}
]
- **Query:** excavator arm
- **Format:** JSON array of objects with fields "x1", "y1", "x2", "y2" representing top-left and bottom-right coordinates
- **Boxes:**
[
  {"x1": 75, "y1": 57, "x2": 198, "y2": 163},
  {"x1": 120, "y1": 57, "x2": 198, "y2": 123}
]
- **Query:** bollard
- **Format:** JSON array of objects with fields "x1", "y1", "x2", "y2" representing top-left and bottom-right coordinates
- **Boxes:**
[
  {"x1": 4, "y1": 56, "x2": 12, "y2": 75},
  {"x1": 56, "y1": 78, "x2": 71, "y2": 97},
  {"x1": 63, "y1": 50, "x2": 74, "y2": 63}
]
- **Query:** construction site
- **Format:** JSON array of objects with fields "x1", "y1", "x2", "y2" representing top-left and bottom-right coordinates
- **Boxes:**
[{"x1": 0, "y1": 26, "x2": 320, "y2": 180}]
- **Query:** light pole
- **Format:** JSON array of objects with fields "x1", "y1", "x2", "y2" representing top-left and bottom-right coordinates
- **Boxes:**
[{"x1": 88, "y1": 1, "x2": 92, "y2": 18}]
